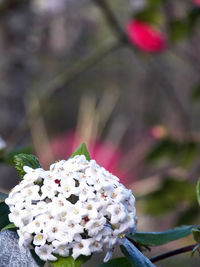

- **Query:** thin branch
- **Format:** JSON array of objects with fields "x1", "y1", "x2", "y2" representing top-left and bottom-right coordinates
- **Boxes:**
[
  {"x1": 94, "y1": 0, "x2": 129, "y2": 44},
  {"x1": 94, "y1": 0, "x2": 192, "y2": 136},
  {"x1": 149, "y1": 57, "x2": 192, "y2": 136},
  {"x1": 150, "y1": 243, "x2": 197, "y2": 263},
  {"x1": 38, "y1": 40, "x2": 121, "y2": 102},
  {"x1": 7, "y1": 39, "x2": 121, "y2": 148}
]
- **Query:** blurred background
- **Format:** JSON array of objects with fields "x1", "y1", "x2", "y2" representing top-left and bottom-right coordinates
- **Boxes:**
[{"x1": 0, "y1": 0, "x2": 200, "y2": 266}]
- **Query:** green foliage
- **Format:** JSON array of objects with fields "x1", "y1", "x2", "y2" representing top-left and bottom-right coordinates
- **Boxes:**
[
  {"x1": 129, "y1": 225, "x2": 198, "y2": 247},
  {"x1": 175, "y1": 205, "x2": 199, "y2": 226},
  {"x1": 146, "y1": 138, "x2": 178, "y2": 163},
  {"x1": 51, "y1": 255, "x2": 89, "y2": 267},
  {"x1": 70, "y1": 142, "x2": 91, "y2": 161},
  {"x1": 190, "y1": 83, "x2": 200, "y2": 101},
  {"x1": 6, "y1": 146, "x2": 33, "y2": 164},
  {"x1": 120, "y1": 238, "x2": 156, "y2": 267},
  {"x1": 143, "y1": 177, "x2": 196, "y2": 216},
  {"x1": 13, "y1": 153, "x2": 41, "y2": 179},
  {"x1": 134, "y1": 8, "x2": 162, "y2": 25},
  {"x1": 99, "y1": 257, "x2": 132, "y2": 267},
  {"x1": 188, "y1": 8, "x2": 200, "y2": 34},
  {"x1": 0, "y1": 192, "x2": 8, "y2": 202},
  {"x1": 168, "y1": 8, "x2": 200, "y2": 43},
  {"x1": 146, "y1": 138, "x2": 198, "y2": 168},
  {"x1": 147, "y1": 0, "x2": 163, "y2": 8},
  {"x1": 170, "y1": 20, "x2": 189, "y2": 43},
  {"x1": 1, "y1": 223, "x2": 16, "y2": 232},
  {"x1": 196, "y1": 179, "x2": 200, "y2": 206},
  {"x1": 0, "y1": 149, "x2": 7, "y2": 163},
  {"x1": 0, "y1": 202, "x2": 10, "y2": 231}
]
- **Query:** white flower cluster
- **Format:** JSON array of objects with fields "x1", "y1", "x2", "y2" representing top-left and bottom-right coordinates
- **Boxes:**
[{"x1": 5, "y1": 155, "x2": 137, "y2": 262}]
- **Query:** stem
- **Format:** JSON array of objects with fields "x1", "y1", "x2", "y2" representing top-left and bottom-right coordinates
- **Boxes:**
[
  {"x1": 94, "y1": 0, "x2": 129, "y2": 44},
  {"x1": 150, "y1": 243, "x2": 197, "y2": 263},
  {"x1": 7, "y1": 39, "x2": 121, "y2": 148}
]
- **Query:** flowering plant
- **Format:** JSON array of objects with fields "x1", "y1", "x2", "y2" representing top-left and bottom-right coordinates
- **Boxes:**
[
  {"x1": 0, "y1": 143, "x2": 200, "y2": 267},
  {"x1": 126, "y1": 20, "x2": 167, "y2": 53}
]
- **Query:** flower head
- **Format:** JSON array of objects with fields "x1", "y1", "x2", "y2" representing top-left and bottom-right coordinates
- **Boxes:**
[
  {"x1": 5, "y1": 155, "x2": 137, "y2": 262},
  {"x1": 127, "y1": 20, "x2": 167, "y2": 53}
]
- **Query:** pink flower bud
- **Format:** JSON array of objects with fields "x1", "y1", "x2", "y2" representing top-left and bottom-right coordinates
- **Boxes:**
[{"x1": 126, "y1": 20, "x2": 167, "y2": 53}]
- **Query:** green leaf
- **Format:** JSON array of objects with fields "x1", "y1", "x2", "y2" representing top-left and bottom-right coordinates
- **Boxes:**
[
  {"x1": 190, "y1": 83, "x2": 200, "y2": 101},
  {"x1": 175, "y1": 204, "x2": 199, "y2": 225},
  {"x1": 120, "y1": 238, "x2": 156, "y2": 267},
  {"x1": 192, "y1": 228, "x2": 200, "y2": 243},
  {"x1": 51, "y1": 255, "x2": 90, "y2": 267},
  {"x1": 180, "y1": 142, "x2": 198, "y2": 168},
  {"x1": 197, "y1": 179, "x2": 200, "y2": 206},
  {"x1": 147, "y1": 0, "x2": 163, "y2": 8},
  {"x1": 1, "y1": 223, "x2": 16, "y2": 232},
  {"x1": 0, "y1": 202, "x2": 10, "y2": 231},
  {"x1": 170, "y1": 20, "x2": 189, "y2": 43},
  {"x1": 146, "y1": 138, "x2": 179, "y2": 164},
  {"x1": 98, "y1": 257, "x2": 132, "y2": 267},
  {"x1": 0, "y1": 192, "x2": 8, "y2": 202},
  {"x1": 144, "y1": 177, "x2": 196, "y2": 215},
  {"x1": 6, "y1": 146, "x2": 33, "y2": 164},
  {"x1": 70, "y1": 143, "x2": 91, "y2": 161},
  {"x1": 129, "y1": 225, "x2": 198, "y2": 247},
  {"x1": 188, "y1": 8, "x2": 200, "y2": 34},
  {"x1": 13, "y1": 153, "x2": 41, "y2": 179},
  {"x1": 134, "y1": 7, "x2": 163, "y2": 25}
]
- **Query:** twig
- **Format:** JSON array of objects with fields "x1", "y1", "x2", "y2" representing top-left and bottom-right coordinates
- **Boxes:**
[
  {"x1": 149, "y1": 57, "x2": 192, "y2": 136},
  {"x1": 94, "y1": 0, "x2": 129, "y2": 44},
  {"x1": 7, "y1": 39, "x2": 121, "y2": 148},
  {"x1": 150, "y1": 243, "x2": 197, "y2": 263}
]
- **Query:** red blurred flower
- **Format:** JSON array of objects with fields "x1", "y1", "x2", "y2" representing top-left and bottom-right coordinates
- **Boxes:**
[
  {"x1": 194, "y1": 0, "x2": 200, "y2": 6},
  {"x1": 39, "y1": 131, "x2": 134, "y2": 185},
  {"x1": 126, "y1": 20, "x2": 167, "y2": 53}
]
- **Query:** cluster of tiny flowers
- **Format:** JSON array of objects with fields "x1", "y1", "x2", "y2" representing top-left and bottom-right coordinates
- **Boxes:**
[{"x1": 5, "y1": 155, "x2": 137, "y2": 262}]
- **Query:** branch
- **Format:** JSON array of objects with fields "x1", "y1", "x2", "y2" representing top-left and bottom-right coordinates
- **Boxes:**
[
  {"x1": 149, "y1": 57, "x2": 192, "y2": 136},
  {"x1": 7, "y1": 39, "x2": 121, "y2": 148},
  {"x1": 94, "y1": 0, "x2": 129, "y2": 44},
  {"x1": 150, "y1": 243, "x2": 197, "y2": 263}
]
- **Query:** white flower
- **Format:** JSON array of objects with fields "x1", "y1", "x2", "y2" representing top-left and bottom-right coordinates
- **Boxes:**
[
  {"x1": 40, "y1": 179, "x2": 59, "y2": 200},
  {"x1": 68, "y1": 201, "x2": 88, "y2": 223},
  {"x1": 85, "y1": 217, "x2": 106, "y2": 236},
  {"x1": 43, "y1": 219, "x2": 67, "y2": 242},
  {"x1": 53, "y1": 244, "x2": 70, "y2": 257},
  {"x1": 78, "y1": 180, "x2": 95, "y2": 202},
  {"x1": 21, "y1": 185, "x2": 41, "y2": 201},
  {"x1": 35, "y1": 244, "x2": 57, "y2": 261},
  {"x1": 33, "y1": 233, "x2": 47, "y2": 246},
  {"x1": 17, "y1": 229, "x2": 33, "y2": 247},
  {"x1": 103, "y1": 249, "x2": 113, "y2": 262},
  {"x1": 24, "y1": 216, "x2": 45, "y2": 234},
  {"x1": 31, "y1": 201, "x2": 49, "y2": 217},
  {"x1": 63, "y1": 218, "x2": 84, "y2": 242},
  {"x1": 72, "y1": 239, "x2": 94, "y2": 259},
  {"x1": 107, "y1": 203, "x2": 127, "y2": 225},
  {"x1": 58, "y1": 177, "x2": 79, "y2": 199},
  {"x1": 5, "y1": 154, "x2": 137, "y2": 262}
]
